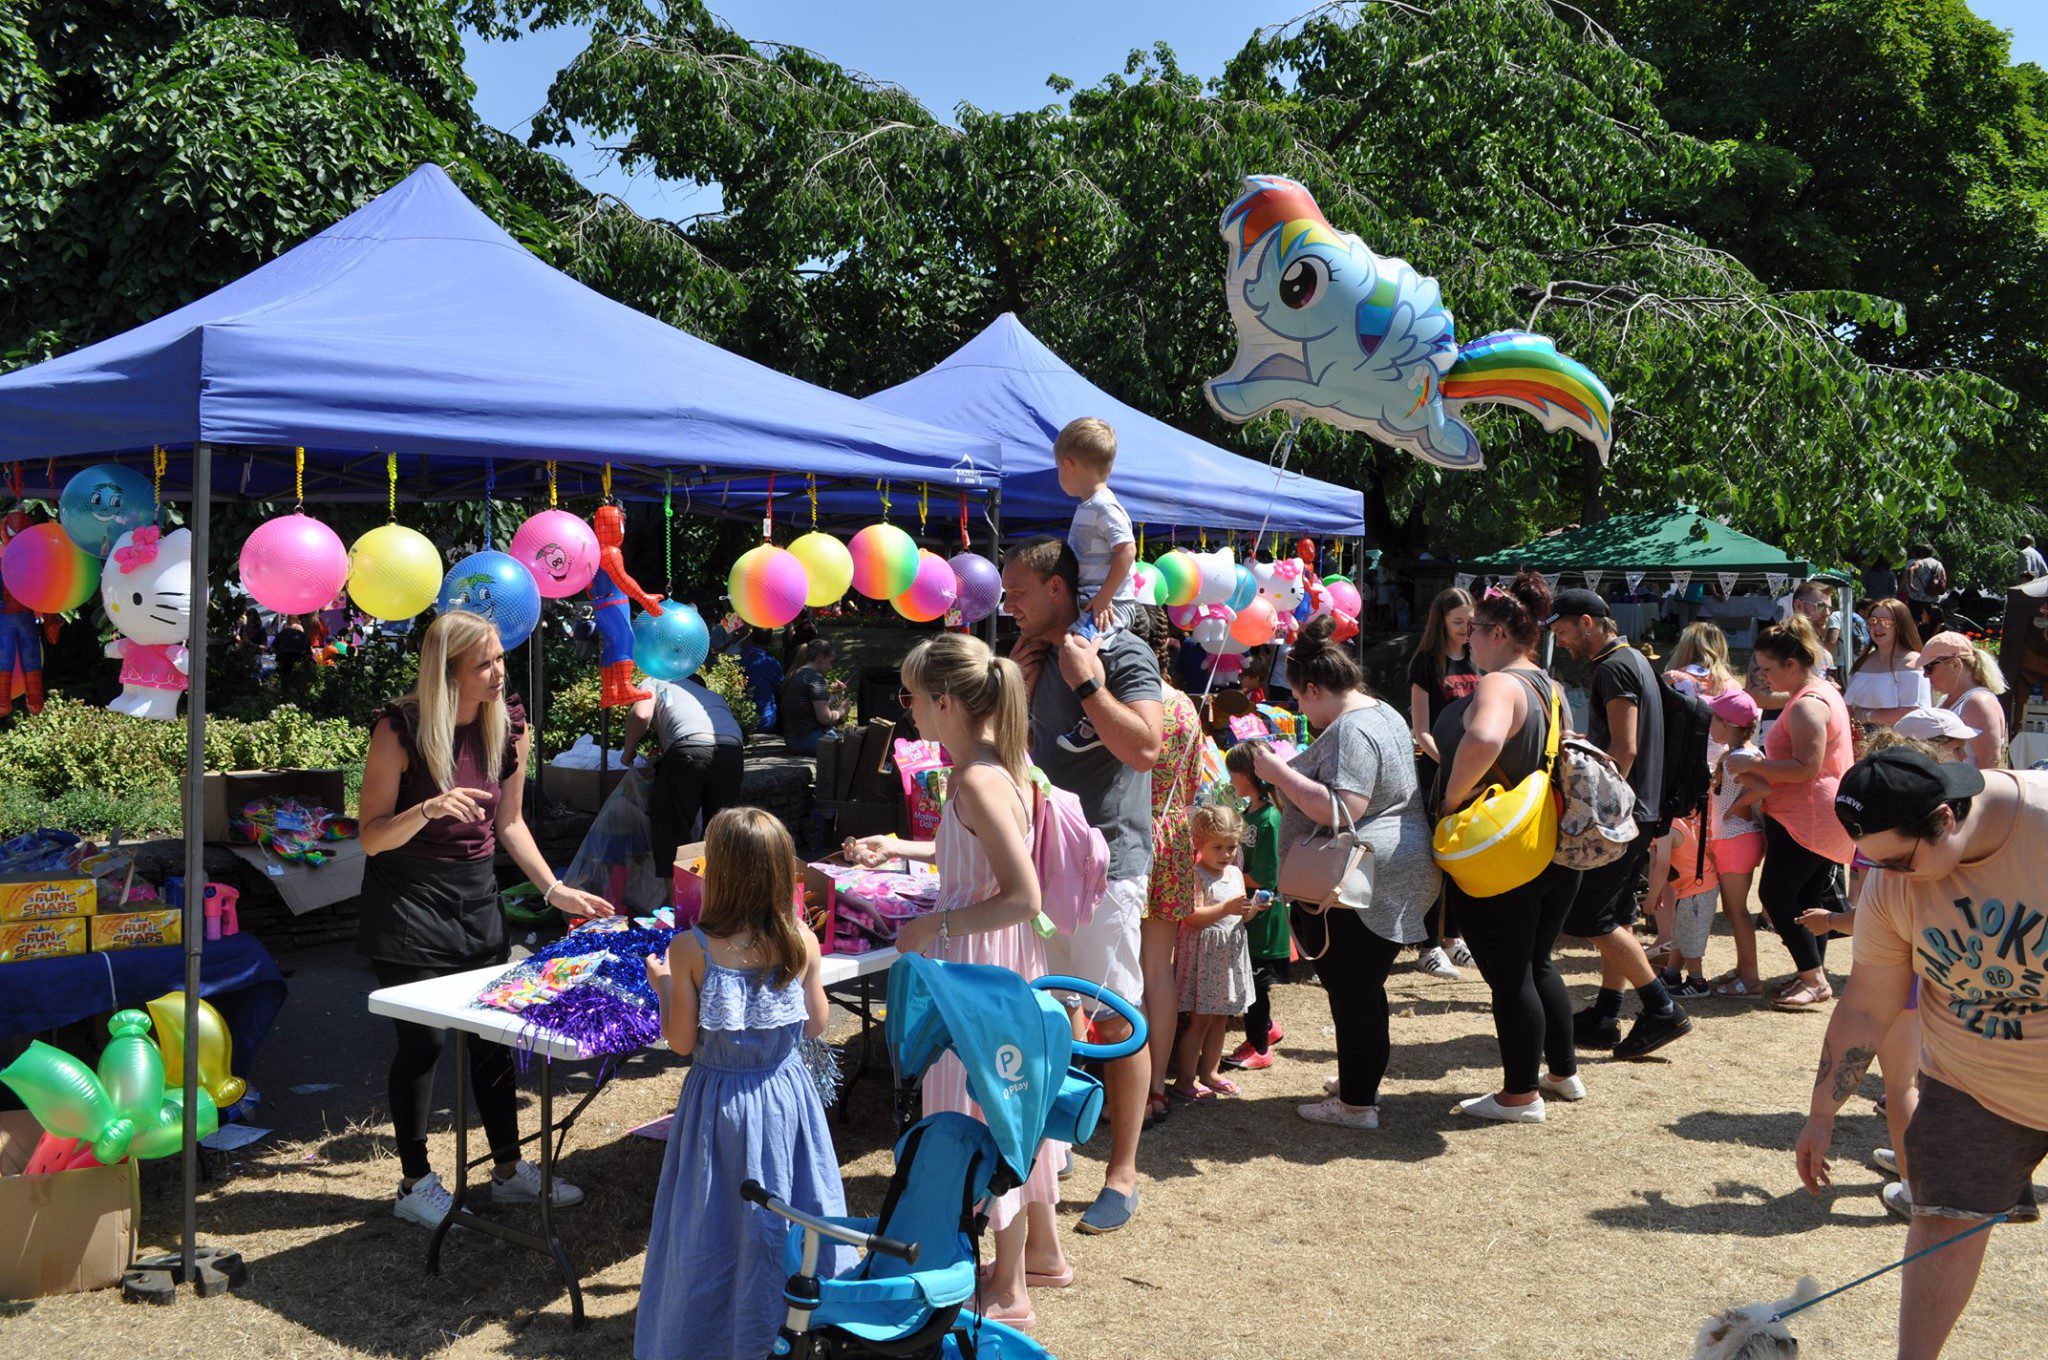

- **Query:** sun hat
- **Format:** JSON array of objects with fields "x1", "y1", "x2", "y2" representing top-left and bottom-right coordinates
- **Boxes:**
[
  {"x1": 1917, "y1": 631, "x2": 1976, "y2": 666},
  {"x1": 1892, "y1": 707, "x2": 1980, "y2": 742}
]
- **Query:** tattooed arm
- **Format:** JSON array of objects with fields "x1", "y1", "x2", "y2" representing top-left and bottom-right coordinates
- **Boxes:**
[{"x1": 1795, "y1": 958, "x2": 1915, "y2": 1195}]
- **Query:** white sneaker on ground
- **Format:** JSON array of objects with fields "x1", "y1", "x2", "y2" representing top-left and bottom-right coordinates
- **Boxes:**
[
  {"x1": 1538, "y1": 1072, "x2": 1587, "y2": 1102},
  {"x1": 1454, "y1": 1093, "x2": 1547, "y2": 1124},
  {"x1": 1417, "y1": 946, "x2": 1461, "y2": 979},
  {"x1": 394, "y1": 1173, "x2": 455, "y2": 1229},
  {"x1": 1298, "y1": 1097, "x2": 1379, "y2": 1130},
  {"x1": 1448, "y1": 939, "x2": 1475, "y2": 968},
  {"x1": 1881, "y1": 1180, "x2": 1914, "y2": 1220},
  {"x1": 1872, "y1": 1147, "x2": 1899, "y2": 1177},
  {"x1": 490, "y1": 1160, "x2": 585, "y2": 1207}
]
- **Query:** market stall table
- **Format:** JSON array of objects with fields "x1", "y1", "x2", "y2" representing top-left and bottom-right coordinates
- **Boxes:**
[
  {"x1": 0, "y1": 933, "x2": 286, "y2": 1081},
  {"x1": 365, "y1": 945, "x2": 899, "y2": 1325}
]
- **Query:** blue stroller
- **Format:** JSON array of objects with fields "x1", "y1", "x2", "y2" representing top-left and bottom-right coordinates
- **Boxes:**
[{"x1": 744, "y1": 954, "x2": 1145, "y2": 1359}]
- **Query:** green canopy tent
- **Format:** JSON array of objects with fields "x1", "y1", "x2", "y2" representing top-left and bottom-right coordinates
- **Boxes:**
[{"x1": 1458, "y1": 510, "x2": 1847, "y2": 672}]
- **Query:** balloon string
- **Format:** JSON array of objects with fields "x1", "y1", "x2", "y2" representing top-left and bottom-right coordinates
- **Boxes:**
[
  {"x1": 879, "y1": 479, "x2": 892, "y2": 521},
  {"x1": 45, "y1": 457, "x2": 54, "y2": 500},
  {"x1": 547, "y1": 460, "x2": 558, "y2": 508},
  {"x1": 602, "y1": 462, "x2": 613, "y2": 501},
  {"x1": 484, "y1": 458, "x2": 496, "y2": 549},
  {"x1": 386, "y1": 452, "x2": 397, "y2": 522},
  {"x1": 808, "y1": 473, "x2": 818, "y2": 528},
  {"x1": 918, "y1": 482, "x2": 928, "y2": 534},
  {"x1": 155, "y1": 446, "x2": 169, "y2": 520},
  {"x1": 766, "y1": 471, "x2": 775, "y2": 540},
  {"x1": 663, "y1": 472, "x2": 674, "y2": 593},
  {"x1": 1249, "y1": 417, "x2": 1302, "y2": 559},
  {"x1": 958, "y1": 490, "x2": 970, "y2": 551},
  {"x1": 292, "y1": 446, "x2": 303, "y2": 511}
]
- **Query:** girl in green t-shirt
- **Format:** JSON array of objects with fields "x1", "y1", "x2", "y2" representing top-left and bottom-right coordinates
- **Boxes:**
[{"x1": 1224, "y1": 740, "x2": 1289, "y2": 1070}]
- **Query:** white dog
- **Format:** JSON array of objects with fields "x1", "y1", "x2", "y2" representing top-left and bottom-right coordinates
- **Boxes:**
[{"x1": 1691, "y1": 1277, "x2": 1822, "y2": 1359}]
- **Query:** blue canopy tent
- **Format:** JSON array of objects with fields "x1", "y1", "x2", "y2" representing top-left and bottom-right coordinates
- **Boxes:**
[
  {"x1": 0, "y1": 162, "x2": 1002, "y2": 1297},
  {"x1": 860, "y1": 313, "x2": 1369, "y2": 550}
]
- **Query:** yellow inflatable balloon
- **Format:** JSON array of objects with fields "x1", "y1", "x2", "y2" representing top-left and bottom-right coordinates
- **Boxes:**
[
  {"x1": 348, "y1": 523, "x2": 443, "y2": 620},
  {"x1": 787, "y1": 531, "x2": 853, "y2": 608},
  {"x1": 146, "y1": 992, "x2": 247, "y2": 1109}
]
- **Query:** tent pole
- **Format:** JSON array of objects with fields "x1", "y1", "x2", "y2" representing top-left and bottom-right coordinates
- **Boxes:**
[
  {"x1": 527, "y1": 605, "x2": 545, "y2": 826},
  {"x1": 181, "y1": 440, "x2": 212, "y2": 1286},
  {"x1": 985, "y1": 486, "x2": 1002, "y2": 648}
]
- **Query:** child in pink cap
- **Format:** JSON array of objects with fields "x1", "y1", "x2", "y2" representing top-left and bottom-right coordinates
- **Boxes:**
[{"x1": 1705, "y1": 689, "x2": 1768, "y2": 996}]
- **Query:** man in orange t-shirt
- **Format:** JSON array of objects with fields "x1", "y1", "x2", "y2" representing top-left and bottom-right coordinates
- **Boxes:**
[{"x1": 1795, "y1": 748, "x2": 2048, "y2": 1360}]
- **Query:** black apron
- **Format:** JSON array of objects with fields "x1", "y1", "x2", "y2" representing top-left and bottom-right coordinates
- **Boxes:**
[{"x1": 356, "y1": 851, "x2": 505, "y2": 970}]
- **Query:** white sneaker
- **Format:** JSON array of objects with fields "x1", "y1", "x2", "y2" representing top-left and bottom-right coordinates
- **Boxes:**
[
  {"x1": 1538, "y1": 1072, "x2": 1587, "y2": 1102},
  {"x1": 1881, "y1": 1180, "x2": 1914, "y2": 1220},
  {"x1": 1872, "y1": 1147, "x2": 1899, "y2": 1177},
  {"x1": 394, "y1": 1173, "x2": 455, "y2": 1229},
  {"x1": 1298, "y1": 1097, "x2": 1379, "y2": 1129},
  {"x1": 1448, "y1": 939, "x2": 1475, "y2": 968},
  {"x1": 490, "y1": 1160, "x2": 585, "y2": 1207},
  {"x1": 1455, "y1": 1093, "x2": 1546, "y2": 1124},
  {"x1": 1417, "y1": 946, "x2": 1461, "y2": 979}
]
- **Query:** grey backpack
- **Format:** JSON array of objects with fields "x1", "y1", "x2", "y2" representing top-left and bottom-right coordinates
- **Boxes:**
[{"x1": 1552, "y1": 728, "x2": 1638, "y2": 871}]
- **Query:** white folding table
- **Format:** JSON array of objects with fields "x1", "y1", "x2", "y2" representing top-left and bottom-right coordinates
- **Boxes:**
[{"x1": 367, "y1": 945, "x2": 899, "y2": 1325}]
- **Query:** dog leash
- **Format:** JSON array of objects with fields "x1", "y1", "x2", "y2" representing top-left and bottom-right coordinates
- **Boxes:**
[{"x1": 1772, "y1": 1212, "x2": 2011, "y2": 1321}]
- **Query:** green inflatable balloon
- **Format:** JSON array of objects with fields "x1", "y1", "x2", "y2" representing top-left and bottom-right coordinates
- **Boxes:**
[
  {"x1": 0, "y1": 1041, "x2": 118, "y2": 1145},
  {"x1": 128, "y1": 1089, "x2": 219, "y2": 1162},
  {"x1": 96, "y1": 1009, "x2": 165, "y2": 1125}
]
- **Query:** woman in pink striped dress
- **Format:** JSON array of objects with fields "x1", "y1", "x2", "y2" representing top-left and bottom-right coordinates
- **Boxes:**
[{"x1": 843, "y1": 633, "x2": 1066, "y2": 1331}]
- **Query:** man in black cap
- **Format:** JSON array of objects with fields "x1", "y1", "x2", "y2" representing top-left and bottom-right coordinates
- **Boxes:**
[
  {"x1": 1797, "y1": 748, "x2": 2046, "y2": 1360},
  {"x1": 1546, "y1": 588, "x2": 1692, "y2": 1059}
]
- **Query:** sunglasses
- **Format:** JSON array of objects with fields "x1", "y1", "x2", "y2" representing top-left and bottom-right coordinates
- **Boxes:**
[
  {"x1": 897, "y1": 686, "x2": 917, "y2": 708},
  {"x1": 1920, "y1": 658, "x2": 1956, "y2": 674}
]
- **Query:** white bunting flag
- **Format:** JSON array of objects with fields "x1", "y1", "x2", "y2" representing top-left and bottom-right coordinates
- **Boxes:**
[
  {"x1": 1454, "y1": 572, "x2": 1475, "y2": 592},
  {"x1": 1717, "y1": 572, "x2": 1739, "y2": 598},
  {"x1": 1541, "y1": 572, "x2": 1561, "y2": 593},
  {"x1": 1765, "y1": 572, "x2": 1787, "y2": 596},
  {"x1": 1624, "y1": 571, "x2": 1646, "y2": 594},
  {"x1": 1583, "y1": 570, "x2": 1605, "y2": 592},
  {"x1": 1671, "y1": 571, "x2": 1692, "y2": 591}
]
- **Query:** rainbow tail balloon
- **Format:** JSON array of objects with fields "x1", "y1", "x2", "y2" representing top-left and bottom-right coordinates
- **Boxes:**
[{"x1": 1441, "y1": 331, "x2": 1614, "y2": 460}]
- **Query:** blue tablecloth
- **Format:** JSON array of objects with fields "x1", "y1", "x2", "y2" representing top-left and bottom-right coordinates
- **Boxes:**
[{"x1": 0, "y1": 933, "x2": 287, "y2": 1077}]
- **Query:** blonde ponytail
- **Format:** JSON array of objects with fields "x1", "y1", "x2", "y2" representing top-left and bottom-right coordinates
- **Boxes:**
[{"x1": 903, "y1": 634, "x2": 1030, "y2": 783}]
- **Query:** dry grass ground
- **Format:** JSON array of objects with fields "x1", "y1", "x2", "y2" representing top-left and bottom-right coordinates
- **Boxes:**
[{"x1": 1, "y1": 933, "x2": 2041, "y2": 1359}]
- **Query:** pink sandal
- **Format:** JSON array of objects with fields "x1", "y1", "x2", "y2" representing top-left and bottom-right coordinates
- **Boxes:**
[
  {"x1": 1200, "y1": 1076, "x2": 1241, "y2": 1097},
  {"x1": 1167, "y1": 1083, "x2": 1215, "y2": 1105}
]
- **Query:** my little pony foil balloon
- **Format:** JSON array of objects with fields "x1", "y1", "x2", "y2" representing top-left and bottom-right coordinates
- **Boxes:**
[{"x1": 1206, "y1": 174, "x2": 1614, "y2": 470}]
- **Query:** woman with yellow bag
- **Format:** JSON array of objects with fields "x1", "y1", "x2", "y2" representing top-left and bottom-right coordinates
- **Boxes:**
[{"x1": 1432, "y1": 572, "x2": 1585, "y2": 1124}]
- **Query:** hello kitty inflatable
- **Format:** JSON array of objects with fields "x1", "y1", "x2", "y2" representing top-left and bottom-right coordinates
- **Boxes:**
[{"x1": 101, "y1": 526, "x2": 192, "y2": 721}]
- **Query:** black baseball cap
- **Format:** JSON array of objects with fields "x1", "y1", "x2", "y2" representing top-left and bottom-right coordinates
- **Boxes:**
[
  {"x1": 1834, "y1": 747, "x2": 1984, "y2": 839},
  {"x1": 1543, "y1": 588, "x2": 1611, "y2": 626}
]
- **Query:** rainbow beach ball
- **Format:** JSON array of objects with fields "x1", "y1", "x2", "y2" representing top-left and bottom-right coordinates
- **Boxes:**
[
  {"x1": 348, "y1": 524, "x2": 443, "y2": 621},
  {"x1": 1153, "y1": 550, "x2": 1201, "y2": 607},
  {"x1": 849, "y1": 523, "x2": 919, "y2": 600},
  {"x1": 729, "y1": 543, "x2": 809, "y2": 629},
  {"x1": 788, "y1": 531, "x2": 854, "y2": 608},
  {"x1": 892, "y1": 551, "x2": 959, "y2": 623},
  {"x1": 1, "y1": 521, "x2": 99, "y2": 614}
]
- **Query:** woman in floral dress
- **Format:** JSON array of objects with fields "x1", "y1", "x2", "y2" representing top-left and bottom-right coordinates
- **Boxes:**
[{"x1": 1139, "y1": 607, "x2": 1207, "y2": 1124}]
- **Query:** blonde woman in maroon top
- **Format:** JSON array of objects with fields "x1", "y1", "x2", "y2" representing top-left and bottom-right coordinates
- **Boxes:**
[{"x1": 358, "y1": 612, "x2": 613, "y2": 1229}]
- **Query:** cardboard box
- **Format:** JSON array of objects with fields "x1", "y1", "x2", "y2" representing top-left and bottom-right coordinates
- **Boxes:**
[
  {"x1": 199, "y1": 768, "x2": 347, "y2": 843},
  {"x1": 90, "y1": 908, "x2": 182, "y2": 953},
  {"x1": 813, "y1": 798, "x2": 898, "y2": 843},
  {"x1": 848, "y1": 719, "x2": 900, "y2": 805},
  {"x1": 0, "y1": 877, "x2": 95, "y2": 924},
  {"x1": 0, "y1": 1110, "x2": 140, "y2": 1300},
  {"x1": 0, "y1": 917, "x2": 88, "y2": 964}
]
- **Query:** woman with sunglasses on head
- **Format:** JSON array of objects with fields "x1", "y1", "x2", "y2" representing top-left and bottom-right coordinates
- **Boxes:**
[
  {"x1": 1432, "y1": 573, "x2": 1584, "y2": 1123},
  {"x1": 1919, "y1": 632, "x2": 2008, "y2": 771},
  {"x1": 1844, "y1": 599, "x2": 1928, "y2": 730},
  {"x1": 1720, "y1": 616, "x2": 1857, "y2": 1011}
]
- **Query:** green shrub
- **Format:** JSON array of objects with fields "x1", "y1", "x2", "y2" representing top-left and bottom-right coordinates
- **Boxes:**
[
  {"x1": 0, "y1": 782, "x2": 186, "y2": 839},
  {"x1": 700, "y1": 653, "x2": 759, "y2": 732},
  {"x1": 536, "y1": 654, "x2": 759, "y2": 756}
]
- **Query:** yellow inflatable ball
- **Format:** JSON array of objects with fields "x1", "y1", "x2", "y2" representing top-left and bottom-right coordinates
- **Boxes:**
[
  {"x1": 348, "y1": 524, "x2": 444, "y2": 620},
  {"x1": 788, "y1": 531, "x2": 854, "y2": 607}
]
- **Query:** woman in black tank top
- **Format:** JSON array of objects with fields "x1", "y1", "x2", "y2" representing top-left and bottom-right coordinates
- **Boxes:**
[{"x1": 1437, "y1": 574, "x2": 1585, "y2": 1125}]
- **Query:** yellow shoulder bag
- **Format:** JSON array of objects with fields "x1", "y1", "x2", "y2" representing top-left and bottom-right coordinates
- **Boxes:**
[{"x1": 1431, "y1": 673, "x2": 1561, "y2": 898}]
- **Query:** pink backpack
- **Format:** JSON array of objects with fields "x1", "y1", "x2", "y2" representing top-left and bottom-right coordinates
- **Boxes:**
[{"x1": 1029, "y1": 770, "x2": 1109, "y2": 936}]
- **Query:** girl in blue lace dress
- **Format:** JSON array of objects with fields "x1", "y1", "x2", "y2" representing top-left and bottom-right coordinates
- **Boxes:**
[{"x1": 638, "y1": 807, "x2": 845, "y2": 1360}]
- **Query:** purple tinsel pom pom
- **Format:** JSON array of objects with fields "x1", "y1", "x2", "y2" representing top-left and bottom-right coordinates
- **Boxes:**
[{"x1": 520, "y1": 980, "x2": 664, "y2": 1058}]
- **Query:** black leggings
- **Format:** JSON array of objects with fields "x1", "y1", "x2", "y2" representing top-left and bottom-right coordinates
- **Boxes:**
[
  {"x1": 1244, "y1": 957, "x2": 1287, "y2": 1053},
  {"x1": 373, "y1": 958, "x2": 521, "y2": 1179},
  {"x1": 1453, "y1": 863, "x2": 1580, "y2": 1096},
  {"x1": 1289, "y1": 906, "x2": 1402, "y2": 1107},
  {"x1": 1758, "y1": 816, "x2": 1845, "y2": 974}
]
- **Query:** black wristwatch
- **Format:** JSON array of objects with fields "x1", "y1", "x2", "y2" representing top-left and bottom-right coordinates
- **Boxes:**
[{"x1": 1070, "y1": 676, "x2": 1103, "y2": 703}]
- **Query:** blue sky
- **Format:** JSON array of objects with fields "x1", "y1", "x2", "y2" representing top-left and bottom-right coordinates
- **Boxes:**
[{"x1": 467, "y1": 1, "x2": 2048, "y2": 217}]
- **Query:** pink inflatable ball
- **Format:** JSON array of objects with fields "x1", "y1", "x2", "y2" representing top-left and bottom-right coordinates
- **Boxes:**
[
  {"x1": 728, "y1": 543, "x2": 809, "y2": 629},
  {"x1": 947, "y1": 551, "x2": 1002, "y2": 623},
  {"x1": 508, "y1": 509, "x2": 601, "y2": 599},
  {"x1": 1230, "y1": 597, "x2": 1278, "y2": 647},
  {"x1": 892, "y1": 551, "x2": 959, "y2": 623},
  {"x1": 239, "y1": 513, "x2": 350, "y2": 615},
  {"x1": 1326, "y1": 578, "x2": 1363, "y2": 618},
  {"x1": 1166, "y1": 602, "x2": 1202, "y2": 633}
]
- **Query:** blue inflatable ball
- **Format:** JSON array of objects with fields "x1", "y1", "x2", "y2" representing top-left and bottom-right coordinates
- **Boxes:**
[
  {"x1": 1227, "y1": 563, "x2": 1259, "y2": 612},
  {"x1": 633, "y1": 601, "x2": 710, "y2": 682},
  {"x1": 58, "y1": 463, "x2": 156, "y2": 558},
  {"x1": 437, "y1": 550, "x2": 542, "y2": 649}
]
